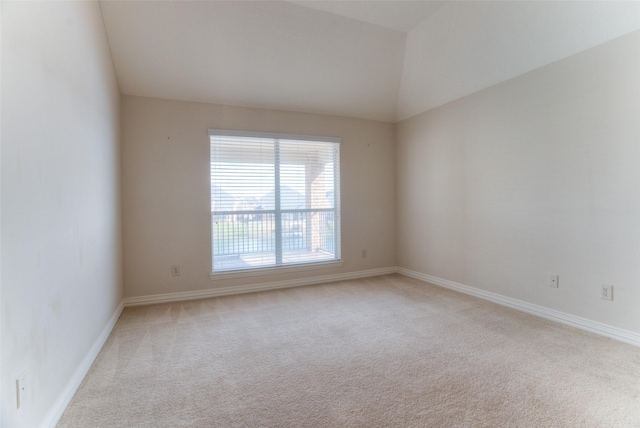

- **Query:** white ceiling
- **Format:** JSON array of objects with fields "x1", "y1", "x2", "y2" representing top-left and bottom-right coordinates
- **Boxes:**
[
  {"x1": 288, "y1": 1, "x2": 446, "y2": 32},
  {"x1": 100, "y1": 1, "x2": 640, "y2": 122},
  {"x1": 397, "y1": 1, "x2": 640, "y2": 120}
]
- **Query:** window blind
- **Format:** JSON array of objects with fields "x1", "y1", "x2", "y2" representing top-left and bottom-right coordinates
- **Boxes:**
[{"x1": 210, "y1": 130, "x2": 341, "y2": 273}]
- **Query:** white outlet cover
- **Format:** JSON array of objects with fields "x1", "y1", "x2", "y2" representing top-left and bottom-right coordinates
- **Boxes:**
[
  {"x1": 171, "y1": 265, "x2": 181, "y2": 276},
  {"x1": 601, "y1": 285, "x2": 613, "y2": 301}
]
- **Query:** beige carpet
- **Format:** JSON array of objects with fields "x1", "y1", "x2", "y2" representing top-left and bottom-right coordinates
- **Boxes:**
[{"x1": 58, "y1": 274, "x2": 640, "y2": 427}]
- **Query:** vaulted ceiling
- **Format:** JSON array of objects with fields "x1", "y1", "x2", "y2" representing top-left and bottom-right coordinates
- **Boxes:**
[{"x1": 100, "y1": 1, "x2": 640, "y2": 122}]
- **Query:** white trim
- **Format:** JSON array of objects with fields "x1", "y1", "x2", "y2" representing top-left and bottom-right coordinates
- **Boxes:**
[
  {"x1": 40, "y1": 301, "x2": 125, "y2": 428},
  {"x1": 210, "y1": 260, "x2": 343, "y2": 280},
  {"x1": 397, "y1": 267, "x2": 640, "y2": 348},
  {"x1": 36, "y1": 266, "x2": 640, "y2": 428},
  {"x1": 125, "y1": 267, "x2": 396, "y2": 306},
  {"x1": 209, "y1": 129, "x2": 341, "y2": 144}
]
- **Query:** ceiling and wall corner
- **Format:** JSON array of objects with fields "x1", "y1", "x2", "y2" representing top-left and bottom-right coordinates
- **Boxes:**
[
  {"x1": 99, "y1": 1, "x2": 407, "y2": 122},
  {"x1": 99, "y1": 0, "x2": 640, "y2": 123},
  {"x1": 287, "y1": 1, "x2": 446, "y2": 33},
  {"x1": 396, "y1": 1, "x2": 640, "y2": 121}
]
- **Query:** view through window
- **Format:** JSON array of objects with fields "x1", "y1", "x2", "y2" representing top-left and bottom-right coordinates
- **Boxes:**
[{"x1": 210, "y1": 130, "x2": 341, "y2": 273}]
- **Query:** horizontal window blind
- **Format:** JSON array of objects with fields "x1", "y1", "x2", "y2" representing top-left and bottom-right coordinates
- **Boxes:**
[{"x1": 210, "y1": 130, "x2": 341, "y2": 273}]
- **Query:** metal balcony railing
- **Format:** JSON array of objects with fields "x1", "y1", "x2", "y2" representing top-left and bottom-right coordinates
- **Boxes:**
[{"x1": 212, "y1": 211, "x2": 337, "y2": 271}]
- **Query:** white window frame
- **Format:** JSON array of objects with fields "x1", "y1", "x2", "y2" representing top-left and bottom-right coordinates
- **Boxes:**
[{"x1": 209, "y1": 129, "x2": 342, "y2": 278}]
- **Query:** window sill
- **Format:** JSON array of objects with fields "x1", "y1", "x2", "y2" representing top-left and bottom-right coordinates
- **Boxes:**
[{"x1": 210, "y1": 260, "x2": 343, "y2": 281}]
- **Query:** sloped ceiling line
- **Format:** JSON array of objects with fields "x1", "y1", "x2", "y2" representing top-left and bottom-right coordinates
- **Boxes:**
[{"x1": 99, "y1": 1, "x2": 640, "y2": 123}]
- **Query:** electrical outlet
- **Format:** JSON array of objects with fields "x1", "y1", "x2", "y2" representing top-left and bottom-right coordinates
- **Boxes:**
[
  {"x1": 16, "y1": 372, "x2": 26, "y2": 409},
  {"x1": 361, "y1": 249, "x2": 367, "y2": 258},
  {"x1": 550, "y1": 275, "x2": 559, "y2": 288},
  {"x1": 601, "y1": 285, "x2": 613, "y2": 301},
  {"x1": 171, "y1": 265, "x2": 181, "y2": 276}
]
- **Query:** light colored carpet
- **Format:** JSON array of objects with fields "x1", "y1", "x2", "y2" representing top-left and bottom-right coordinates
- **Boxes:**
[{"x1": 58, "y1": 274, "x2": 640, "y2": 427}]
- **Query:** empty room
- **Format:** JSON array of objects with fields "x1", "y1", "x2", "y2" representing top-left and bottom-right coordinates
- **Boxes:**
[{"x1": 2, "y1": 1, "x2": 640, "y2": 427}]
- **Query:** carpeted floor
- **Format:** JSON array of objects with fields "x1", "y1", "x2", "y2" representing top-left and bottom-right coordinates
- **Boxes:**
[{"x1": 58, "y1": 274, "x2": 640, "y2": 427}]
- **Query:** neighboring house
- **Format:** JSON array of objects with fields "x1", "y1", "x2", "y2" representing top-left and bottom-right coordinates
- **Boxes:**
[
  {"x1": 211, "y1": 185, "x2": 236, "y2": 212},
  {"x1": 260, "y1": 185, "x2": 305, "y2": 210}
]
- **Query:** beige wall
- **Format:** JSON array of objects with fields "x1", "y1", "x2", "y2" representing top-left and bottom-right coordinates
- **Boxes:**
[
  {"x1": 2, "y1": 5, "x2": 636, "y2": 424},
  {"x1": 121, "y1": 96, "x2": 396, "y2": 298},
  {"x1": 396, "y1": 30, "x2": 640, "y2": 334},
  {"x1": 1, "y1": 2, "x2": 122, "y2": 426}
]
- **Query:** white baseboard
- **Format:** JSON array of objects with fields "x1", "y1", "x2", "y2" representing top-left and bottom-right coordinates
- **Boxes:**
[
  {"x1": 397, "y1": 267, "x2": 640, "y2": 348},
  {"x1": 37, "y1": 267, "x2": 396, "y2": 427},
  {"x1": 37, "y1": 266, "x2": 640, "y2": 428},
  {"x1": 125, "y1": 266, "x2": 640, "y2": 348},
  {"x1": 123, "y1": 266, "x2": 398, "y2": 306},
  {"x1": 40, "y1": 301, "x2": 125, "y2": 428}
]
